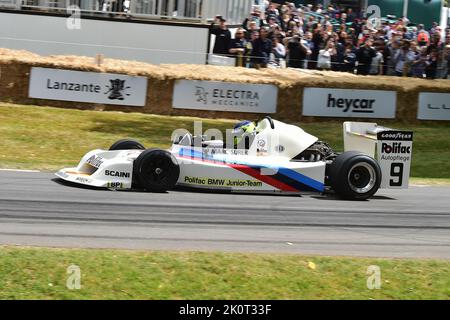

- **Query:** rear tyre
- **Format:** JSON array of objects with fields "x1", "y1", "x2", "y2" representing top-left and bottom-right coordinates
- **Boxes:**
[
  {"x1": 109, "y1": 139, "x2": 145, "y2": 151},
  {"x1": 328, "y1": 151, "x2": 381, "y2": 200},
  {"x1": 134, "y1": 149, "x2": 180, "y2": 192}
]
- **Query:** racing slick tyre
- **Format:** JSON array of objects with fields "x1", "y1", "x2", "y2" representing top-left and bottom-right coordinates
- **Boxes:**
[
  {"x1": 109, "y1": 139, "x2": 145, "y2": 151},
  {"x1": 328, "y1": 151, "x2": 381, "y2": 200},
  {"x1": 133, "y1": 149, "x2": 180, "y2": 192}
]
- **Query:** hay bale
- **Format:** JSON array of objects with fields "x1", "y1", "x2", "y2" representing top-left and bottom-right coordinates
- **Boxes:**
[{"x1": 0, "y1": 48, "x2": 449, "y2": 122}]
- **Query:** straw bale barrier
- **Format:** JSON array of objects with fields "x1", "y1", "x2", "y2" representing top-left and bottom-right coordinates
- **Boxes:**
[{"x1": 1, "y1": 48, "x2": 449, "y2": 123}]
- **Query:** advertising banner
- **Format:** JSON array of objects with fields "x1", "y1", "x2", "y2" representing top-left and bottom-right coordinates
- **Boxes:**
[
  {"x1": 417, "y1": 92, "x2": 450, "y2": 121},
  {"x1": 303, "y1": 88, "x2": 397, "y2": 119},
  {"x1": 173, "y1": 80, "x2": 278, "y2": 113},
  {"x1": 29, "y1": 67, "x2": 148, "y2": 106}
]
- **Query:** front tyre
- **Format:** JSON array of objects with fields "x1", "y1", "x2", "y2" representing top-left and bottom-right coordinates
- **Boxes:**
[
  {"x1": 328, "y1": 151, "x2": 381, "y2": 200},
  {"x1": 134, "y1": 149, "x2": 180, "y2": 192},
  {"x1": 109, "y1": 139, "x2": 145, "y2": 151}
]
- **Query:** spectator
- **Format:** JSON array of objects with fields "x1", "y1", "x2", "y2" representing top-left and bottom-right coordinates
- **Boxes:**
[
  {"x1": 342, "y1": 43, "x2": 357, "y2": 73},
  {"x1": 417, "y1": 24, "x2": 430, "y2": 46},
  {"x1": 244, "y1": 20, "x2": 260, "y2": 40},
  {"x1": 227, "y1": 3, "x2": 450, "y2": 80},
  {"x1": 369, "y1": 40, "x2": 384, "y2": 75},
  {"x1": 347, "y1": 8, "x2": 356, "y2": 23},
  {"x1": 429, "y1": 22, "x2": 439, "y2": 37},
  {"x1": 242, "y1": 8, "x2": 264, "y2": 33},
  {"x1": 332, "y1": 32, "x2": 345, "y2": 71},
  {"x1": 310, "y1": 24, "x2": 324, "y2": 69},
  {"x1": 229, "y1": 28, "x2": 248, "y2": 66},
  {"x1": 251, "y1": 27, "x2": 272, "y2": 69},
  {"x1": 411, "y1": 48, "x2": 429, "y2": 78},
  {"x1": 245, "y1": 31, "x2": 259, "y2": 68},
  {"x1": 270, "y1": 37, "x2": 286, "y2": 66},
  {"x1": 426, "y1": 50, "x2": 438, "y2": 79},
  {"x1": 211, "y1": 16, "x2": 231, "y2": 56},
  {"x1": 302, "y1": 31, "x2": 314, "y2": 68},
  {"x1": 394, "y1": 40, "x2": 415, "y2": 76},
  {"x1": 285, "y1": 34, "x2": 308, "y2": 68},
  {"x1": 356, "y1": 38, "x2": 376, "y2": 75},
  {"x1": 317, "y1": 39, "x2": 337, "y2": 70},
  {"x1": 385, "y1": 39, "x2": 399, "y2": 75},
  {"x1": 436, "y1": 48, "x2": 448, "y2": 79}
]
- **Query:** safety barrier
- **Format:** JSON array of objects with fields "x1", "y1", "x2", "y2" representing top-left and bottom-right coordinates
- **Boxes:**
[{"x1": 0, "y1": 49, "x2": 449, "y2": 123}]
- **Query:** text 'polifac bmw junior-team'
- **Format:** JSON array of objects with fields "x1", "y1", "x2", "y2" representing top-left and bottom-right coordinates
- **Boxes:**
[{"x1": 56, "y1": 116, "x2": 413, "y2": 200}]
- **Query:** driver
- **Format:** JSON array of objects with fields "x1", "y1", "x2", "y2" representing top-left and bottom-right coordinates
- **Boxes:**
[{"x1": 232, "y1": 120, "x2": 256, "y2": 147}]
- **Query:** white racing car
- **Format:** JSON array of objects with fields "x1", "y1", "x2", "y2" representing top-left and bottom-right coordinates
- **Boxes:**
[{"x1": 56, "y1": 116, "x2": 413, "y2": 200}]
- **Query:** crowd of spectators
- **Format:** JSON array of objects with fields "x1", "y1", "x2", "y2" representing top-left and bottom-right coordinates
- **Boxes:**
[{"x1": 211, "y1": 1, "x2": 450, "y2": 79}]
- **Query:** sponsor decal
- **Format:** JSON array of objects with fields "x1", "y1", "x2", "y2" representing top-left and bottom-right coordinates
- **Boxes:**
[
  {"x1": 104, "y1": 170, "x2": 131, "y2": 178},
  {"x1": 46, "y1": 78, "x2": 130, "y2": 100},
  {"x1": 381, "y1": 143, "x2": 411, "y2": 155},
  {"x1": 173, "y1": 80, "x2": 278, "y2": 113},
  {"x1": 326, "y1": 94, "x2": 375, "y2": 113},
  {"x1": 104, "y1": 79, "x2": 131, "y2": 101},
  {"x1": 377, "y1": 130, "x2": 413, "y2": 189},
  {"x1": 256, "y1": 137, "x2": 269, "y2": 156},
  {"x1": 195, "y1": 87, "x2": 208, "y2": 104},
  {"x1": 303, "y1": 88, "x2": 396, "y2": 119},
  {"x1": 379, "y1": 143, "x2": 411, "y2": 162},
  {"x1": 378, "y1": 132, "x2": 413, "y2": 141},
  {"x1": 86, "y1": 155, "x2": 104, "y2": 168},
  {"x1": 204, "y1": 148, "x2": 248, "y2": 156},
  {"x1": 75, "y1": 177, "x2": 92, "y2": 184},
  {"x1": 29, "y1": 67, "x2": 147, "y2": 106},
  {"x1": 107, "y1": 182, "x2": 125, "y2": 189},
  {"x1": 46, "y1": 79, "x2": 101, "y2": 93},
  {"x1": 194, "y1": 86, "x2": 260, "y2": 107},
  {"x1": 184, "y1": 176, "x2": 263, "y2": 187},
  {"x1": 426, "y1": 103, "x2": 450, "y2": 110},
  {"x1": 178, "y1": 148, "x2": 325, "y2": 192},
  {"x1": 257, "y1": 139, "x2": 266, "y2": 148},
  {"x1": 417, "y1": 92, "x2": 450, "y2": 121}
]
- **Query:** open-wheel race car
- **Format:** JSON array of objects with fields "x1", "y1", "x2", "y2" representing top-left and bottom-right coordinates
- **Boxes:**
[{"x1": 56, "y1": 116, "x2": 413, "y2": 200}]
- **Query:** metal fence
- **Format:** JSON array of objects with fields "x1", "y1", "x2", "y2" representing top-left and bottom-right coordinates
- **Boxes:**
[{"x1": 0, "y1": 0, "x2": 253, "y2": 24}]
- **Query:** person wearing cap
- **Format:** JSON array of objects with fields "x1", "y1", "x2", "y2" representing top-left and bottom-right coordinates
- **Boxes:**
[
  {"x1": 242, "y1": 8, "x2": 264, "y2": 35},
  {"x1": 211, "y1": 15, "x2": 232, "y2": 56}
]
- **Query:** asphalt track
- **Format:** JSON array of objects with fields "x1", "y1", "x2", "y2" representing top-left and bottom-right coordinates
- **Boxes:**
[{"x1": 0, "y1": 170, "x2": 449, "y2": 258}]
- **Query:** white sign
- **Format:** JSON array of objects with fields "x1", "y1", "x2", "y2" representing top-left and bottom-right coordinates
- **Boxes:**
[
  {"x1": 377, "y1": 131, "x2": 413, "y2": 189},
  {"x1": 418, "y1": 92, "x2": 450, "y2": 120},
  {"x1": 29, "y1": 67, "x2": 148, "y2": 106},
  {"x1": 173, "y1": 80, "x2": 278, "y2": 113},
  {"x1": 303, "y1": 88, "x2": 397, "y2": 119}
]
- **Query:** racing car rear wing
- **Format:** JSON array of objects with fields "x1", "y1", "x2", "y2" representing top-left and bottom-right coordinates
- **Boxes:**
[{"x1": 343, "y1": 122, "x2": 413, "y2": 189}]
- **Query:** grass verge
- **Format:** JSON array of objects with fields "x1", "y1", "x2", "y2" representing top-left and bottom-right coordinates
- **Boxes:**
[
  {"x1": 0, "y1": 246, "x2": 449, "y2": 300},
  {"x1": 0, "y1": 103, "x2": 449, "y2": 181}
]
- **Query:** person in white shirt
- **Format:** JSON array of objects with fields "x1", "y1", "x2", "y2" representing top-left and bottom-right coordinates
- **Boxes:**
[{"x1": 369, "y1": 41, "x2": 384, "y2": 75}]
